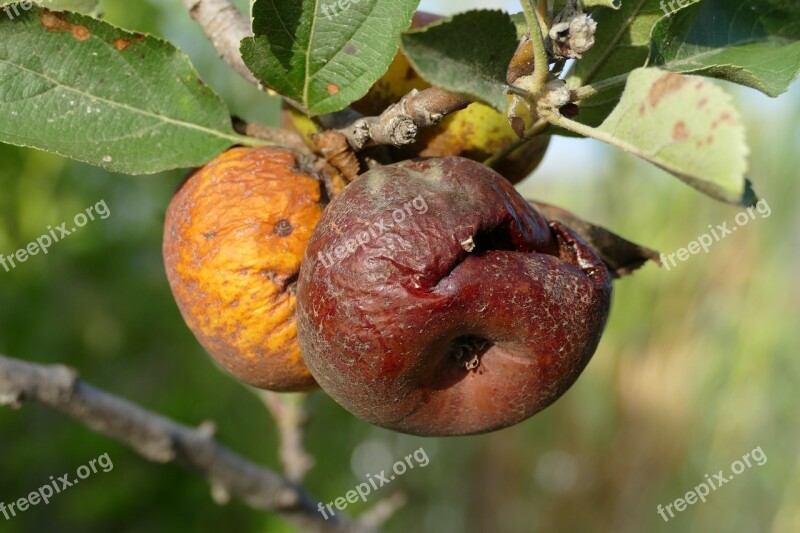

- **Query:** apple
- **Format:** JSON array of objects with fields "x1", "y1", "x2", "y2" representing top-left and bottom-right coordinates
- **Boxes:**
[
  {"x1": 296, "y1": 157, "x2": 612, "y2": 435},
  {"x1": 163, "y1": 147, "x2": 325, "y2": 392}
]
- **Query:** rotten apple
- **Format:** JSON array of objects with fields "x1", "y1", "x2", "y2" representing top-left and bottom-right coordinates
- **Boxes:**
[{"x1": 296, "y1": 157, "x2": 612, "y2": 436}]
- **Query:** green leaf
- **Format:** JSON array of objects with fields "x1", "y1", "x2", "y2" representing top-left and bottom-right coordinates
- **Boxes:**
[
  {"x1": 649, "y1": 0, "x2": 800, "y2": 97},
  {"x1": 240, "y1": 0, "x2": 420, "y2": 116},
  {"x1": 0, "y1": 8, "x2": 246, "y2": 174},
  {"x1": 596, "y1": 68, "x2": 750, "y2": 205},
  {"x1": 400, "y1": 10, "x2": 518, "y2": 112},
  {"x1": 1, "y1": 1, "x2": 101, "y2": 17}
]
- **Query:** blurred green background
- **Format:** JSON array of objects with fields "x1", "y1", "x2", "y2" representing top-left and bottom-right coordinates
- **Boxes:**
[{"x1": 1, "y1": 1, "x2": 798, "y2": 532}]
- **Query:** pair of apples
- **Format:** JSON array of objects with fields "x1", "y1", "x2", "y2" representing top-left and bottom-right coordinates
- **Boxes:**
[
  {"x1": 162, "y1": 15, "x2": 612, "y2": 436},
  {"x1": 163, "y1": 149, "x2": 612, "y2": 437}
]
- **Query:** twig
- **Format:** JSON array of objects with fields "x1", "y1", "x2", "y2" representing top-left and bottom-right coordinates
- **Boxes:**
[
  {"x1": 340, "y1": 88, "x2": 470, "y2": 151},
  {"x1": 569, "y1": 72, "x2": 630, "y2": 102},
  {"x1": 0, "y1": 354, "x2": 375, "y2": 533},
  {"x1": 232, "y1": 117, "x2": 311, "y2": 153},
  {"x1": 260, "y1": 391, "x2": 314, "y2": 484},
  {"x1": 181, "y1": 0, "x2": 256, "y2": 85},
  {"x1": 521, "y1": 0, "x2": 551, "y2": 97},
  {"x1": 360, "y1": 492, "x2": 408, "y2": 529},
  {"x1": 539, "y1": 107, "x2": 646, "y2": 158}
]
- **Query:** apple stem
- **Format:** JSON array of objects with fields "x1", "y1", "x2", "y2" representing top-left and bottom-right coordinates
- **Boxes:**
[
  {"x1": 520, "y1": 0, "x2": 553, "y2": 99},
  {"x1": 569, "y1": 72, "x2": 631, "y2": 102}
]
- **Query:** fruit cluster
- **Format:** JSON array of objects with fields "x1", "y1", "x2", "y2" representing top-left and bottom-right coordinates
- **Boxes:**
[{"x1": 163, "y1": 148, "x2": 612, "y2": 436}]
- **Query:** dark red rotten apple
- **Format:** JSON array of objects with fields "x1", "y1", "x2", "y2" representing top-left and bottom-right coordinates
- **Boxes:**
[{"x1": 296, "y1": 157, "x2": 612, "y2": 436}]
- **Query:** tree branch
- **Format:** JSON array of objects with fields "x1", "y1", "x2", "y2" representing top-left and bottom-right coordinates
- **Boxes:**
[
  {"x1": 360, "y1": 492, "x2": 408, "y2": 529},
  {"x1": 340, "y1": 88, "x2": 470, "y2": 151},
  {"x1": 181, "y1": 0, "x2": 257, "y2": 85},
  {"x1": 260, "y1": 391, "x2": 314, "y2": 484},
  {"x1": 232, "y1": 117, "x2": 311, "y2": 153},
  {"x1": 0, "y1": 354, "x2": 374, "y2": 533}
]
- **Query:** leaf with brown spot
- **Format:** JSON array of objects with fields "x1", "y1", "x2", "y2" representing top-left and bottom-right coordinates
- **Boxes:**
[
  {"x1": 563, "y1": 0, "x2": 691, "y2": 131},
  {"x1": 113, "y1": 37, "x2": 131, "y2": 51},
  {"x1": 240, "y1": 0, "x2": 420, "y2": 115},
  {"x1": 0, "y1": 6, "x2": 247, "y2": 174},
  {"x1": 596, "y1": 68, "x2": 754, "y2": 205},
  {"x1": 647, "y1": 73, "x2": 688, "y2": 108},
  {"x1": 672, "y1": 121, "x2": 689, "y2": 142}
]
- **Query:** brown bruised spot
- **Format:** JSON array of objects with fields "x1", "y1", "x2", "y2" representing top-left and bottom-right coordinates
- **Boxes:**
[
  {"x1": 326, "y1": 84, "x2": 340, "y2": 95},
  {"x1": 39, "y1": 11, "x2": 91, "y2": 41},
  {"x1": 134, "y1": 33, "x2": 145, "y2": 42},
  {"x1": 274, "y1": 220, "x2": 293, "y2": 237},
  {"x1": 72, "y1": 25, "x2": 90, "y2": 41},
  {"x1": 672, "y1": 121, "x2": 689, "y2": 142},
  {"x1": 697, "y1": 97, "x2": 708, "y2": 109},
  {"x1": 39, "y1": 10, "x2": 71, "y2": 32},
  {"x1": 647, "y1": 73, "x2": 688, "y2": 109},
  {"x1": 344, "y1": 44, "x2": 357, "y2": 55},
  {"x1": 114, "y1": 38, "x2": 132, "y2": 51},
  {"x1": 711, "y1": 112, "x2": 735, "y2": 130}
]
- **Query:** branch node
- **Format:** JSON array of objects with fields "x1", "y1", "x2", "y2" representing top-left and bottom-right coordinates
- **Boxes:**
[
  {"x1": 549, "y1": 0, "x2": 597, "y2": 60},
  {"x1": 211, "y1": 481, "x2": 231, "y2": 505},
  {"x1": 361, "y1": 491, "x2": 408, "y2": 528},
  {"x1": 339, "y1": 87, "x2": 469, "y2": 151},
  {"x1": 350, "y1": 120, "x2": 372, "y2": 150},
  {"x1": 0, "y1": 392, "x2": 22, "y2": 408},
  {"x1": 387, "y1": 116, "x2": 418, "y2": 146},
  {"x1": 276, "y1": 488, "x2": 301, "y2": 508},
  {"x1": 197, "y1": 420, "x2": 217, "y2": 438}
]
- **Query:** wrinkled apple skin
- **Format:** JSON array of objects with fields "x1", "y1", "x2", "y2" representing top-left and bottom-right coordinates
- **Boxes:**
[{"x1": 297, "y1": 158, "x2": 612, "y2": 436}]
